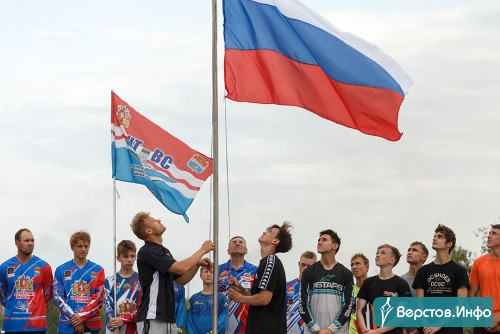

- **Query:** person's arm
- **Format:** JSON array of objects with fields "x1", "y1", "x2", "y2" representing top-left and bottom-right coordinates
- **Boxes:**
[
  {"x1": 298, "y1": 270, "x2": 317, "y2": 331},
  {"x1": 42, "y1": 263, "x2": 54, "y2": 306},
  {"x1": 53, "y1": 268, "x2": 75, "y2": 319},
  {"x1": 356, "y1": 298, "x2": 368, "y2": 332},
  {"x1": 172, "y1": 240, "x2": 214, "y2": 285},
  {"x1": 103, "y1": 276, "x2": 117, "y2": 331},
  {"x1": 228, "y1": 288, "x2": 273, "y2": 306},
  {"x1": 415, "y1": 288, "x2": 424, "y2": 297},
  {"x1": 457, "y1": 286, "x2": 468, "y2": 297},
  {"x1": 330, "y1": 272, "x2": 355, "y2": 331},
  {"x1": 0, "y1": 265, "x2": 8, "y2": 307},
  {"x1": 175, "y1": 257, "x2": 213, "y2": 286},
  {"x1": 228, "y1": 275, "x2": 251, "y2": 296},
  {"x1": 73, "y1": 266, "x2": 105, "y2": 323},
  {"x1": 170, "y1": 240, "x2": 214, "y2": 276},
  {"x1": 468, "y1": 285, "x2": 479, "y2": 297}
]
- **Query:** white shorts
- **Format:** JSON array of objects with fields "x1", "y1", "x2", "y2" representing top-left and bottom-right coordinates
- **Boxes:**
[{"x1": 137, "y1": 320, "x2": 177, "y2": 334}]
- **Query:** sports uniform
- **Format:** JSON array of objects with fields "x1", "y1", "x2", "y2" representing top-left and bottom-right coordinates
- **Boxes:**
[
  {"x1": 299, "y1": 262, "x2": 354, "y2": 334},
  {"x1": 218, "y1": 260, "x2": 256, "y2": 334},
  {"x1": 246, "y1": 254, "x2": 287, "y2": 334},
  {"x1": 104, "y1": 272, "x2": 142, "y2": 334},
  {"x1": 136, "y1": 241, "x2": 179, "y2": 329},
  {"x1": 0, "y1": 255, "x2": 53, "y2": 332},
  {"x1": 186, "y1": 291, "x2": 228, "y2": 334},
  {"x1": 53, "y1": 259, "x2": 105, "y2": 333},
  {"x1": 286, "y1": 278, "x2": 307, "y2": 334}
]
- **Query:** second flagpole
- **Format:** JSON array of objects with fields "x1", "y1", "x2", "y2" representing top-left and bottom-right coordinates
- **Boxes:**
[{"x1": 211, "y1": 0, "x2": 220, "y2": 333}]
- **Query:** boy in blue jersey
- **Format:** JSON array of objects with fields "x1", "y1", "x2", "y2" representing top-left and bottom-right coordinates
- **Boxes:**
[
  {"x1": 53, "y1": 231, "x2": 105, "y2": 334},
  {"x1": 186, "y1": 267, "x2": 228, "y2": 334},
  {"x1": 218, "y1": 236, "x2": 257, "y2": 334},
  {"x1": 286, "y1": 251, "x2": 317, "y2": 334},
  {"x1": 104, "y1": 240, "x2": 142, "y2": 334},
  {"x1": 0, "y1": 228, "x2": 53, "y2": 333}
]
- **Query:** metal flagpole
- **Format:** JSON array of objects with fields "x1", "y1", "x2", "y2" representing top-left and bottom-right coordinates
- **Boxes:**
[
  {"x1": 211, "y1": 0, "x2": 220, "y2": 332},
  {"x1": 113, "y1": 178, "x2": 118, "y2": 317}
]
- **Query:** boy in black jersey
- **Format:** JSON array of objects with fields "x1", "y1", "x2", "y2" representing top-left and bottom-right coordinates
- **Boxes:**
[{"x1": 227, "y1": 222, "x2": 293, "y2": 334}]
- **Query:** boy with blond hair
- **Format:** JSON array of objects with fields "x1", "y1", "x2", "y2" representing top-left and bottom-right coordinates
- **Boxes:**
[
  {"x1": 356, "y1": 244, "x2": 411, "y2": 334},
  {"x1": 53, "y1": 231, "x2": 105, "y2": 334}
]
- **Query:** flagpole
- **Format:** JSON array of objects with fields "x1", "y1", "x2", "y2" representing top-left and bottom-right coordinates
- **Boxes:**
[
  {"x1": 211, "y1": 0, "x2": 219, "y2": 332},
  {"x1": 112, "y1": 178, "x2": 117, "y2": 317}
]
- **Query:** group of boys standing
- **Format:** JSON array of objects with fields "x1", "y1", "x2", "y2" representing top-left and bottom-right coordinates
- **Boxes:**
[
  {"x1": 1, "y1": 218, "x2": 500, "y2": 334},
  {"x1": 345, "y1": 224, "x2": 500, "y2": 334}
]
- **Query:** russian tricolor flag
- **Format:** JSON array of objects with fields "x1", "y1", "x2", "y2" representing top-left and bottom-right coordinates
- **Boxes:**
[{"x1": 223, "y1": 0, "x2": 412, "y2": 141}]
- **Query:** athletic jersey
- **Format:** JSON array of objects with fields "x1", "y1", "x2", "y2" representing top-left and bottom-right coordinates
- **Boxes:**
[
  {"x1": 470, "y1": 254, "x2": 500, "y2": 317},
  {"x1": 218, "y1": 260, "x2": 256, "y2": 334},
  {"x1": 413, "y1": 261, "x2": 469, "y2": 334},
  {"x1": 357, "y1": 275, "x2": 411, "y2": 334},
  {"x1": 0, "y1": 255, "x2": 53, "y2": 332},
  {"x1": 53, "y1": 259, "x2": 105, "y2": 333},
  {"x1": 186, "y1": 291, "x2": 228, "y2": 334},
  {"x1": 299, "y1": 261, "x2": 354, "y2": 334},
  {"x1": 174, "y1": 282, "x2": 186, "y2": 333},
  {"x1": 136, "y1": 241, "x2": 179, "y2": 323},
  {"x1": 246, "y1": 254, "x2": 287, "y2": 334},
  {"x1": 286, "y1": 278, "x2": 306, "y2": 334},
  {"x1": 104, "y1": 272, "x2": 142, "y2": 334},
  {"x1": 348, "y1": 284, "x2": 363, "y2": 334}
]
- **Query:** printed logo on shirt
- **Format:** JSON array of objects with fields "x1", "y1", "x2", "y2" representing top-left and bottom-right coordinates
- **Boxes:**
[
  {"x1": 242, "y1": 273, "x2": 253, "y2": 281},
  {"x1": 64, "y1": 270, "x2": 72, "y2": 280},
  {"x1": 118, "y1": 299, "x2": 137, "y2": 316},
  {"x1": 91, "y1": 271, "x2": 98, "y2": 280},
  {"x1": 72, "y1": 280, "x2": 90, "y2": 295},
  {"x1": 16, "y1": 275, "x2": 33, "y2": 290},
  {"x1": 34, "y1": 266, "x2": 41, "y2": 276},
  {"x1": 320, "y1": 274, "x2": 335, "y2": 282},
  {"x1": 219, "y1": 269, "x2": 229, "y2": 280},
  {"x1": 7, "y1": 267, "x2": 14, "y2": 277},
  {"x1": 15, "y1": 275, "x2": 35, "y2": 299},
  {"x1": 288, "y1": 298, "x2": 294, "y2": 305},
  {"x1": 426, "y1": 273, "x2": 453, "y2": 294},
  {"x1": 383, "y1": 291, "x2": 399, "y2": 297}
]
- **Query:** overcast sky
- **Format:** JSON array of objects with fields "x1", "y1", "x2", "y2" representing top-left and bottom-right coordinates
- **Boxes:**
[{"x1": 1, "y1": 0, "x2": 499, "y2": 295}]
